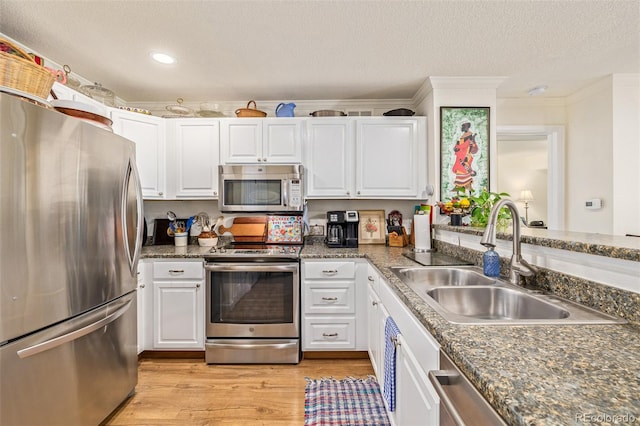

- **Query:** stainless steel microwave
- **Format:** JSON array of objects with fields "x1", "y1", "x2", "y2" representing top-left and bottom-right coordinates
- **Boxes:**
[{"x1": 218, "y1": 164, "x2": 304, "y2": 212}]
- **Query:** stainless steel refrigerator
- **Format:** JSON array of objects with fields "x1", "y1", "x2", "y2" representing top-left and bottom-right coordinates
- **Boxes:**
[{"x1": 0, "y1": 93, "x2": 144, "y2": 425}]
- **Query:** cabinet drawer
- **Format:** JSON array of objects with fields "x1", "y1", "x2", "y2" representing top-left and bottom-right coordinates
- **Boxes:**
[
  {"x1": 303, "y1": 317, "x2": 356, "y2": 350},
  {"x1": 304, "y1": 281, "x2": 355, "y2": 314},
  {"x1": 304, "y1": 261, "x2": 355, "y2": 279},
  {"x1": 153, "y1": 261, "x2": 203, "y2": 280}
]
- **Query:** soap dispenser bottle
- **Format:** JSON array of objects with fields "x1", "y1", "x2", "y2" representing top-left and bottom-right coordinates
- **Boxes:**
[{"x1": 483, "y1": 247, "x2": 500, "y2": 277}]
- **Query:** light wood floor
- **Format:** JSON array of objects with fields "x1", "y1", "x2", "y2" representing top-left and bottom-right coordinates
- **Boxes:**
[{"x1": 103, "y1": 354, "x2": 374, "y2": 425}]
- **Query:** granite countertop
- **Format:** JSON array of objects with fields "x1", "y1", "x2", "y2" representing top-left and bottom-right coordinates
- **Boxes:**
[
  {"x1": 140, "y1": 240, "x2": 640, "y2": 425},
  {"x1": 435, "y1": 224, "x2": 640, "y2": 262},
  {"x1": 300, "y1": 240, "x2": 640, "y2": 426}
]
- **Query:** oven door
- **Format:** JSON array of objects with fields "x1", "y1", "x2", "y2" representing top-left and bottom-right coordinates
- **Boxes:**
[{"x1": 205, "y1": 262, "x2": 300, "y2": 338}]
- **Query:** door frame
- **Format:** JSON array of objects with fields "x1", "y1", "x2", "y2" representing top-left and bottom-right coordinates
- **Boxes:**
[{"x1": 496, "y1": 125, "x2": 565, "y2": 230}]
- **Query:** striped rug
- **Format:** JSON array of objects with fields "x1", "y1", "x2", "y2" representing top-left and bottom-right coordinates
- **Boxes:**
[{"x1": 304, "y1": 376, "x2": 391, "y2": 425}]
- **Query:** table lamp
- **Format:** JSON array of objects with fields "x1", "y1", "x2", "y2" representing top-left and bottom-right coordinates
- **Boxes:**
[{"x1": 519, "y1": 189, "x2": 534, "y2": 224}]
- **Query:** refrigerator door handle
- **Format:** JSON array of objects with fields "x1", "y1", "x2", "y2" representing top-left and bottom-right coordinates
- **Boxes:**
[
  {"x1": 122, "y1": 158, "x2": 144, "y2": 275},
  {"x1": 16, "y1": 295, "x2": 134, "y2": 359}
]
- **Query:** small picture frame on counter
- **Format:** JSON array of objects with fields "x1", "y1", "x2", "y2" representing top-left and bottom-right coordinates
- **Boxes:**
[{"x1": 358, "y1": 210, "x2": 386, "y2": 245}]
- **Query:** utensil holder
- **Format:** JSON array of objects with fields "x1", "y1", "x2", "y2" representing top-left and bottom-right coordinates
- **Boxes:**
[{"x1": 174, "y1": 232, "x2": 188, "y2": 247}]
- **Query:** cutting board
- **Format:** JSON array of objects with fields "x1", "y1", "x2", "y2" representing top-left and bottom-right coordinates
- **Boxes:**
[{"x1": 217, "y1": 216, "x2": 267, "y2": 242}]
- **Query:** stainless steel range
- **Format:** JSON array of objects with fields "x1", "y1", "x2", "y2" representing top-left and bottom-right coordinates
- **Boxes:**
[{"x1": 204, "y1": 243, "x2": 302, "y2": 364}]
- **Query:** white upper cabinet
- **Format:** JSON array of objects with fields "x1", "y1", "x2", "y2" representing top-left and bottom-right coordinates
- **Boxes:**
[
  {"x1": 356, "y1": 119, "x2": 422, "y2": 197},
  {"x1": 166, "y1": 119, "x2": 220, "y2": 199},
  {"x1": 305, "y1": 119, "x2": 354, "y2": 197},
  {"x1": 111, "y1": 109, "x2": 166, "y2": 199},
  {"x1": 305, "y1": 117, "x2": 427, "y2": 199},
  {"x1": 220, "y1": 118, "x2": 303, "y2": 164}
]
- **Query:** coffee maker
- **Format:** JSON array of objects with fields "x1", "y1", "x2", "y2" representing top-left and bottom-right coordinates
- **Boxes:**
[{"x1": 326, "y1": 211, "x2": 359, "y2": 248}]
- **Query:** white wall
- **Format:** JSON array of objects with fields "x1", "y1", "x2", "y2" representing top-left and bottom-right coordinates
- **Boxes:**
[
  {"x1": 497, "y1": 75, "x2": 640, "y2": 236},
  {"x1": 565, "y1": 78, "x2": 614, "y2": 234},
  {"x1": 611, "y1": 74, "x2": 640, "y2": 236}
]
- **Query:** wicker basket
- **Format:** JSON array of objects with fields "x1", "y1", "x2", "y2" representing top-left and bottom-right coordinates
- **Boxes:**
[
  {"x1": 235, "y1": 100, "x2": 267, "y2": 117},
  {"x1": 0, "y1": 38, "x2": 55, "y2": 99}
]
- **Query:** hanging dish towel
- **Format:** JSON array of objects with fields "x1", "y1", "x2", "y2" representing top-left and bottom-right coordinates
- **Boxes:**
[{"x1": 382, "y1": 316, "x2": 401, "y2": 412}]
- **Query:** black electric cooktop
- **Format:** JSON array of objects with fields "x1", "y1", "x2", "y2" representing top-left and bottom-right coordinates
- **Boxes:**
[{"x1": 403, "y1": 251, "x2": 473, "y2": 267}]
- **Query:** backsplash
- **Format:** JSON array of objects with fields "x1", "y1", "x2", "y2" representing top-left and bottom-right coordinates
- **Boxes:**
[
  {"x1": 143, "y1": 199, "x2": 422, "y2": 238},
  {"x1": 434, "y1": 240, "x2": 640, "y2": 326}
]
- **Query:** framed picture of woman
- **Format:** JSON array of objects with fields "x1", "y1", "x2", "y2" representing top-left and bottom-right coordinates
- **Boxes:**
[{"x1": 440, "y1": 107, "x2": 490, "y2": 199}]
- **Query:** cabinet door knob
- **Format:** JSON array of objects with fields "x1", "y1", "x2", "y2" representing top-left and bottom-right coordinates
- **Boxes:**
[
  {"x1": 140, "y1": 283, "x2": 145, "y2": 288},
  {"x1": 196, "y1": 283, "x2": 201, "y2": 288},
  {"x1": 357, "y1": 191, "x2": 361, "y2": 195},
  {"x1": 262, "y1": 158, "x2": 267, "y2": 162},
  {"x1": 257, "y1": 158, "x2": 262, "y2": 162},
  {"x1": 158, "y1": 192, "x2": 164, "y2": 196},
  {"x1": 372, "y1": 301, "x2": 378, "y2": 306},
  {"x1": 367, "y1": 276, "x2": 374, "y2": 282}
]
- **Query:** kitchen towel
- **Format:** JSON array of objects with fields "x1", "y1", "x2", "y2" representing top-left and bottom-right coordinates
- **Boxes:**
[{"x1": 383, "y1": 316, "x2": 401, "y2": 412}]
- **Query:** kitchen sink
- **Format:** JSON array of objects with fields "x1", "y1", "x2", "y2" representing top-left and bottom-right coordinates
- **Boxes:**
[
  {"x1": 392, "y1": 267, "x2": 496, "y2": 286},
  {"x1": 390, "y1": 266, "x2": 625, "y2": 325},
  {"x1": 426, "y1": 286, "x2": 570, "y2": 320}
]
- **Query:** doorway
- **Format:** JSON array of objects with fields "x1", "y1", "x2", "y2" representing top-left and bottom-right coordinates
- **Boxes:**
[{"x1": 495, "y1": 126, "x2": 565, "y2": 230}]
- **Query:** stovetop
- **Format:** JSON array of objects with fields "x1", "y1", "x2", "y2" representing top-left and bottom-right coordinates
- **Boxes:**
[{"x1": 205, "y1": 243, "x2": 302, "y2": 260}]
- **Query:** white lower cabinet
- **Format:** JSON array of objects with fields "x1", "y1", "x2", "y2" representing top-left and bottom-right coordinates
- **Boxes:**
[
  {"x1": 395, "y1": 335, "x2": 439, "y2": 426},
  {"x1": 301, "y1": 259, "x2": 368, "y2": 351},
  {"x1": 368, "y1": 262, "x2": 440, "y2": 425},
  {"x1": 151, "y1": 259, "x2": 205, "y2": 350}
]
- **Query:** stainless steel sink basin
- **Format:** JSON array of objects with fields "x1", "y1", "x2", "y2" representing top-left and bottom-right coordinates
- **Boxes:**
[
  {"x1": 390, "y1": 266, "x2": 625, "y2": 325},
  {"x1": 391, "y1": 267, "x2": 497, "y2": 286},
  {"x1": 426, "y1": 286, "x2": 570, "y2": 320}
]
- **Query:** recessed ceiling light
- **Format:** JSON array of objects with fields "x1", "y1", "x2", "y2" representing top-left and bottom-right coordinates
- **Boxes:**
[
  {"x1": 151, "y1": 52, "x2": 176, "y2": 65},
  {"x1": 528, "y1": 85, "x2": 548, "y2": 96}
]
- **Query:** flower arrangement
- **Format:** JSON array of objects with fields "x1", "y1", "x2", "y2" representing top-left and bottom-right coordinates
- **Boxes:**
[{"x1": 437, "y1": 188, "x2": 475, "y2": 217}]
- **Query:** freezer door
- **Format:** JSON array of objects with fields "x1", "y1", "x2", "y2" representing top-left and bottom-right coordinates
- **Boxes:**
[
  {"x1": 0, "y1": 291, "x2": 137, "y2": 426},
  {"x1": 0, "y1": 93, "x2": 143, "y2": 343}
]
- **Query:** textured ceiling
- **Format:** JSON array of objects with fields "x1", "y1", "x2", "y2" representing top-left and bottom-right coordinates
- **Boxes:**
[{"x1": 1, "y1": 0, "x2": 638, "y2": 103}]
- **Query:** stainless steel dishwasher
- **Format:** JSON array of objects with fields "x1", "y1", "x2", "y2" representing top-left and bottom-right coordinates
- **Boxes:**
[{"x1": 429, "y1": 350, "x2": 507, "y2": 426}]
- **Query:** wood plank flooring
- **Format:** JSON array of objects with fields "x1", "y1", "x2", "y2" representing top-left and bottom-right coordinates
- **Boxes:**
[{"x1": 103, "y1": 354, "x2": 375, "y2": 425}]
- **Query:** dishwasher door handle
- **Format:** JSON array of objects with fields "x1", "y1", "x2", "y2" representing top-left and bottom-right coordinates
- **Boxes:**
[
  {"x1": 428, "y1": 353, "x2": 507, "y2": 426},
  {"x1": 428, "y1": 370, "x2": 466, "y2": 426}
]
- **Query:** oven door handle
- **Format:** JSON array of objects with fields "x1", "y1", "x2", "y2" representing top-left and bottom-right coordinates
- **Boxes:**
[
  {"x1": 205, "y1": 263, "x2": 299, "y2": 273},
  {"x1": 207, "y1": 341, "x2": 298, "y2": 351}
]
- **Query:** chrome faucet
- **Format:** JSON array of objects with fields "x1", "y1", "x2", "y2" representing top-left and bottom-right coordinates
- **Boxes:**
[{"x1": 480, "y1": 198, "x2": 537, "y2": 285}]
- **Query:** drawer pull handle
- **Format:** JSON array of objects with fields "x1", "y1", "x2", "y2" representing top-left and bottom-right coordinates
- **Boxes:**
[
  {"x1": 372, "y1": 301, "x2": 378, "y2": 306},
  {"x1": 321, "y1": 297, "x2": 338, "y2": 302},
  {"x1": 169, "y1": 269, "x2": 185, "y2": 273},
  {"x1": 322, "y1": 333, "x2": 338, "y2": 338},
  {"x1": 322, "y1": 270, "x2": 338, "y2": 274}
]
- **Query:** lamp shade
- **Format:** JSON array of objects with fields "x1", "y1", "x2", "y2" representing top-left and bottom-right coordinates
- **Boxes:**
[{"x1": 519, "y1": 190, "x2": 534, "y2": 202}]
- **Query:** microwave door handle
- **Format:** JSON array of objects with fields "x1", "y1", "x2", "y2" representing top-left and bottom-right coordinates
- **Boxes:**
[{"x1": 282, "y1": 180, "x2": 289, "y2": 207}]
